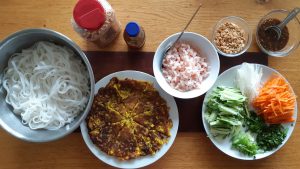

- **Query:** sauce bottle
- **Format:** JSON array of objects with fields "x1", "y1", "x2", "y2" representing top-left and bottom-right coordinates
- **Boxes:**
[
  {"x1": 71, "y1": 0, "x2": 121, "y2": 47},
  {"x1": 123, "y1": 22, "x2": 145, "y2": 49}
]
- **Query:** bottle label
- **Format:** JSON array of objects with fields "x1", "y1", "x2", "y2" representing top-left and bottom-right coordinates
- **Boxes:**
[{"x1": 126, "y1": 29, "x2": 145, "y2": 48}]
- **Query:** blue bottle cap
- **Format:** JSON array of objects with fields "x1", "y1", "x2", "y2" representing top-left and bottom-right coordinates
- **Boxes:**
[{"x1": 125, "y1": 22, "x2": 140, "y2": 37}]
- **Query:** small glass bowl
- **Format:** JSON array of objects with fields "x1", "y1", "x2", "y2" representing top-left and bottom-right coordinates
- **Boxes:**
[
  {"x1": 211, "y1": 16, "x2": 252, "y2": 57},
  {"x1": 256, "y1": 9, "x2": 300, "y2": 57}
]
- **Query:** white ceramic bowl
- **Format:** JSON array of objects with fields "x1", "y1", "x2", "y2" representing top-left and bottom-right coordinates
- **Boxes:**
[{"x1": 153, "y1": 32, "x2": 220, "y2": 99}]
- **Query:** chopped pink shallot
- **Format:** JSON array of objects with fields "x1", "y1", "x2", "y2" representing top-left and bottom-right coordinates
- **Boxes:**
[{"x1": 162, "y1": 43, "x2": 209, "y2": 92}]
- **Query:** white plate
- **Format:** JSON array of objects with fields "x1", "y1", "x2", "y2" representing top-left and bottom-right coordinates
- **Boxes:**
[
  {"x1": 80, "y1": 70, "x2": 179, "y2": 168},
  {"x1": 202, "y1": 64, "x2": 297, "y2": 160}
]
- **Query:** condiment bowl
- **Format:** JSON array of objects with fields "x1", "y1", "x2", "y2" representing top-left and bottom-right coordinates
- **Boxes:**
[
  {"x1": 153, "y1": 32, "x2": 220, "y2": 99},
  {"x1": 211, "y1": 16, "x2": 252, "y2": 57},
  {"x1": 256, "y1": 9, "x2": 300, "y2": 57},
  {"x1": 0, "y1": 28, "x2": 95, "y2": 142}
]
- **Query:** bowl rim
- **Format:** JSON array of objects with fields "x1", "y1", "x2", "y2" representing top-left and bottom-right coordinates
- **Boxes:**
[
  {"x1": 153, "y1": 31, "x2": 220, "y2": 99},
  {"x1": 0, "y1": 28, "x2": 95, "y2": 142},
  {"x1": 211, "y1": 16, "x2": 252, "y2": 57},
  {"x1": 255, "y1": 9, "x2": 300, "y2": 57}
]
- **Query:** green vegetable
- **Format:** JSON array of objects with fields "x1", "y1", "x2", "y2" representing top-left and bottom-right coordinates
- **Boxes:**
[
  {"x1": 205, "y1": 86, "x2": 288, "y2": 156},
  {"x1": 243, "y1": 111, "x2": 287, "y2": 151},
  {"x1": 244, "y1": 111, "x2": 266, "y2": 133},
  {"x1": 205, "y1": 86, "x2": 247, "y2": 138},
  {"x1": 256, "y1": 125, "x2": 287, "y2": 151},
  {"x1": 232, "y1": 131, "x2": 258, "y2": 156}
]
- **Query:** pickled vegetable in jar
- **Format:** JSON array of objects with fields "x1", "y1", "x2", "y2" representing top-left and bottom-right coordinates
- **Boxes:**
[
  {"x1": 72, "y1": 0, "x2": 121, "y2": 47},
  {"x1": 123, "y1": 22, "x2": 145, "y2": 49}
]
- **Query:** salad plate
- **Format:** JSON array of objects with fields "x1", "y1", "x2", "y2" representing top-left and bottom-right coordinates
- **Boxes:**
[
  {"x1": 202, "y1": 64, "x2": 297, "y2": 160},
  {"x1": 80, "y1": 70, "x2": 179, "y2": 168}
]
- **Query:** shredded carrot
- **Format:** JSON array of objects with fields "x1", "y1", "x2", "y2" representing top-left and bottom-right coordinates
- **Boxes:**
[{"x1": 252, "y1": 76, "x2": 296, "y2": 124}]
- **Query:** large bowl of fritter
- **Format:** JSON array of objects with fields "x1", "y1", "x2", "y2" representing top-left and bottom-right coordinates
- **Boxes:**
[
  {"x1": 80, "y1": 70, "x2": 179, "y2": 168},
  {"x1": 0, "y1": 28, "x2": 95, "y2": 142}
]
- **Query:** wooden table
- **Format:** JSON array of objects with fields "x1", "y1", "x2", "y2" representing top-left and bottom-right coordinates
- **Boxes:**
[{"x1": 0, "y1": 0, "x2": 299, "y2": 168}]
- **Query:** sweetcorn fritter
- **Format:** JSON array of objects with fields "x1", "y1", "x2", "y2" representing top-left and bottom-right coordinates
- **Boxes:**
[{"x1": 87, "y1": 77, "x2": 173, "y2": 160}]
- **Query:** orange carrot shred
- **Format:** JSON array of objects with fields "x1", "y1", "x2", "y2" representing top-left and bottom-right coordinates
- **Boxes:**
[{"x1": 252, "y1": 76, "x2": 296, "y2": 124}]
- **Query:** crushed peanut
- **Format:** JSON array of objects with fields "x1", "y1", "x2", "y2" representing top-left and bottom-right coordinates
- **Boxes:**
[{"x1": 214, "y1": 22, "x2": 246, "y2": 54}]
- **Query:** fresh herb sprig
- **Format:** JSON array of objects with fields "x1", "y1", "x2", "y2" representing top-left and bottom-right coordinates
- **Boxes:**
[
  {"x1": 256, "y1": 125, "x2": 287, "y2": 151},
  {"x1": 243, "y1": 111, "x2": 287, "y2": 152}
]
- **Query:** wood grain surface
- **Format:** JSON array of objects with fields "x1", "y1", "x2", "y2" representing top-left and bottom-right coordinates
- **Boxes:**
[
  {"x1": 0, "y1": 0, "x2": 299, "y2": 169},
  {"x1": 1, "y1": 131, "x2": 300, "y2": 169}
]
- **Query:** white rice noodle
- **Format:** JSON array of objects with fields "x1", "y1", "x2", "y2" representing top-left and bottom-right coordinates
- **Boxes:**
[{"x1": 2, "y1": 41, "x2": 90, "y2": 130}]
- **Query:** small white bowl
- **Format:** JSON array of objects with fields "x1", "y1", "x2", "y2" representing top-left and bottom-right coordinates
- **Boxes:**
[{"x1": 153, "y1": 32, "x2": 220, "y2": 99}]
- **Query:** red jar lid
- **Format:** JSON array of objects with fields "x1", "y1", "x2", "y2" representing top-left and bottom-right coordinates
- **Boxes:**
[{"x1": 73, "y1": 0, "x2": 105, "y2": 30}]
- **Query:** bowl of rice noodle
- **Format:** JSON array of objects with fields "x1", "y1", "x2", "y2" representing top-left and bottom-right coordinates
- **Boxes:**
[{"x1": 0, "y1": 28, "x2": 94, "y2": 142}]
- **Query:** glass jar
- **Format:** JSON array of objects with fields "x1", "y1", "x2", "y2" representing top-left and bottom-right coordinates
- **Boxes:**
[
  {"x1": 123, "y1": 22, "x2": 145, "y2": 49},
  {"x1": 72, "y1": 0, "x2": 121, "y2": 46}
]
